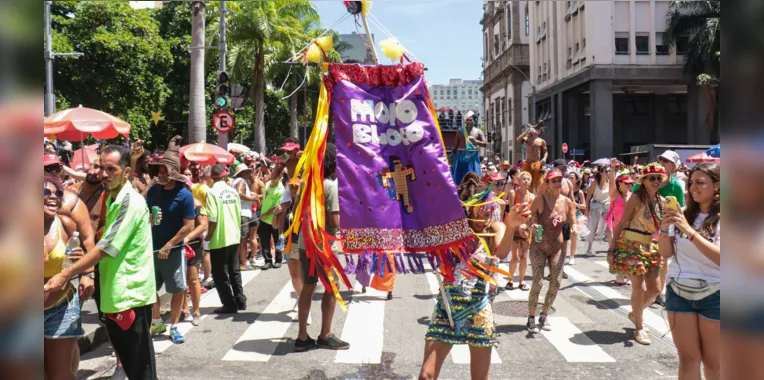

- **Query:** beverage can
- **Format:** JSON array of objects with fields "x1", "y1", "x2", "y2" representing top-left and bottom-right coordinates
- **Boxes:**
[
  {"x1": 151, "y1": 206, "x2": 161, "y2": 226},
  {"x1": 534, "y1": 224, "x2": 544, "y2": 242}
]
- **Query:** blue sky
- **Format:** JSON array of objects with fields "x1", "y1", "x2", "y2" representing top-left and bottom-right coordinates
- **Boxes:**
[{"x1": 314, "y1": 0, "x2": 484, "y2": 86}]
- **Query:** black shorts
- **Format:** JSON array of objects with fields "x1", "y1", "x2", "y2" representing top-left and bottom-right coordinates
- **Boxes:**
[
  {"x1": 299, "y1": 249, "x2": 334, "y2": 286},
  {"x1": 562, "y1": 221, "x2": 571, "y2": 241},
  {"x1": 187, "y1": 239, "x2": 204, "y2": 266}
]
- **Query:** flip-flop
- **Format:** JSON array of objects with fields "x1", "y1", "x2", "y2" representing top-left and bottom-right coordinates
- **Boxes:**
[
  {"x1": 505, "y1": 282, "x2": 515, "y2": 290},
  {"x1": 519, "y1": 283, "x2": 530, "y2": 291}
]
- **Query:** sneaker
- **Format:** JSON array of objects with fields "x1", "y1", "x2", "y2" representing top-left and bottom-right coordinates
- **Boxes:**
[
  {"x1": 150, "y1": 321, "x2": 166, "y2": 336},
  {"x1": 526, "y1": 316, "x2": 539, "y2": 333},
  {"x1": 276, "y1": 236, "x2": 286, "y2": 251},
  {"x1": 568, "y1": 257, "x2": 575, "y2": 265},
  {"x1": 191, "y1": 313, "x2": 202, "y2": 326},
  {"x1": 538, "y1": 314, "x2": 552, "y2": 331},
  {"x1": 585, "y1": 250, "x2": 593, "y2": 257},
  {"x1": 201, "y1": 279, "x2": 215, "y2": 289},
  {"x1": 169, "y1": 326, "x2": 185, "y2": 344},
  {"x1": 273, "y1": 262, "x2": 282, "y2": 269},
  {"x1": 317, "y1": 333, "x2": 350, "y2": 350},
  {"x1": 294, "y1": 336, "x2": 317, "y2": 352},
  {"x1": 634, "y1": 329, "x2": 652, "y2": 345},
  {"x1": 261, "y1": 262, "x2": 273, "y2": 270}
]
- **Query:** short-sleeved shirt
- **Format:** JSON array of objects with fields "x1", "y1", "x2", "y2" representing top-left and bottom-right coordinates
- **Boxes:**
[
  {"x1": 146, "y1": 183, "x2": 195, "y2": 250},
  {"x1": 299, "y1": 178, "x2": 340, "y2": 251},
  {"x1": 633, "y1": 175, "x2": 685, "y2": 207},
  {"x1": 261, "y1": 181, "x2": 285, "y2": 225},
  {"x1": 95, "y1": 181, "x2": 157, "y2": 313},
  {"x1": 668, "y1": 213, "x2": 720, "y2": 282},
  {"x1": 205, "y1": 181, "x2": 241, "y2": 250},
  {"x1": 191, "y1": 183, "x2": 210, "y2": 215}
]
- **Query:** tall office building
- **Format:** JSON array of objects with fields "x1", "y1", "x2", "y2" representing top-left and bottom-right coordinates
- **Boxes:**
[
  {"x1": 429, "y1": 79, "x2": 485, "y2": 128},
  {"x1": 480, "y1": 0, "x2": 532, "y2": 163},
  {"x1": 529, "y1": 0, "x2": 717, "y2": 160}
]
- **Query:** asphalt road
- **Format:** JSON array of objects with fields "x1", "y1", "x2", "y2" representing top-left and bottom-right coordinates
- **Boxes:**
[{"x1": 77, "y1": 238, "x2": 679, "y2": 380}]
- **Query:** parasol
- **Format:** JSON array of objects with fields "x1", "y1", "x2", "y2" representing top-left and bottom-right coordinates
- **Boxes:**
[
  {"x1": 180, "y1": 142, "x2": 235, "y2": 165},
  {"x1": 70, "y1": 144, "x2": 100, "y2": 171},
  {"x1": 44, "y1": 106, "x2": 130, "y2": 141},
  {"x1": 591, "y1": 158, "x2": 611, "y2": 167},
  {"x1": 227, "y1": 143, "x2": 251, "y2": 154},
  {"x1": 686, "y1": 152, "x2": 720, "y2": 163},
  {"x1": 436, "y1": 107, "x2": 453, "y2": 113},
  {"x1": 706, "y1": 144, "x2": 720, "y2": 158}
]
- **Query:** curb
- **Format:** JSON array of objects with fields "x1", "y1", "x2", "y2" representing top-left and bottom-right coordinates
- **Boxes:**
[{"x1": 77, "y1": 291, "x2": 174, "y2": 353}]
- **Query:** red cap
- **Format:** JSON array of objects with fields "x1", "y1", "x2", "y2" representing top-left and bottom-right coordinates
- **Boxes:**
[
  {"x1": 545, "y1": 169, "x2": 563, "y2": 181},
  {"x1": 280, "y1": 142, "x2": 300, "y2": 151},
  {"x1": 44, "y1": 153, "x2": 61, "y2": 166}
]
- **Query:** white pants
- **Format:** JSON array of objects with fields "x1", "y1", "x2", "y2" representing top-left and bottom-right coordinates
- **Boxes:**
[{"x1": 586, "y1": 201, "x2": 609, "y2": 250}]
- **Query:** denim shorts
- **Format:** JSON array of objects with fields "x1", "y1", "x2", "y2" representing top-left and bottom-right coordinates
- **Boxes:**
[
  {"x1": 665, "y1": 284, "x2": 720, "y2": 321},
  {"x1": 44, "y1": 289, "x2": 84, "y2": 339}
]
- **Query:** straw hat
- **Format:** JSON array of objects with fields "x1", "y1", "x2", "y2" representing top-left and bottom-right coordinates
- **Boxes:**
[{"x1": 636, "y1": 163, "x2": 667, "y2": 184}]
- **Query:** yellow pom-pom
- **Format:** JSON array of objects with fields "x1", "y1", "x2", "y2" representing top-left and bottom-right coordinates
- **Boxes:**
[
  {"x1": 305, "y1": 44, "x2": 323, "y2": 63},
  {"x1": 361, "y1": 0, "x2": 373, "y2": 15},
  {"x1": 379, "y1": 37, "x2": 405, "y2": 62},
  {"x1": 315, "y1": 36, "x2": 334, "y2": 54}
]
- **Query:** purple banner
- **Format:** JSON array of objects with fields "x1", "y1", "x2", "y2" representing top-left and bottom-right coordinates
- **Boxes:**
[{"x1": 332, "y1": 70, "x2": 473, "y2": 253}]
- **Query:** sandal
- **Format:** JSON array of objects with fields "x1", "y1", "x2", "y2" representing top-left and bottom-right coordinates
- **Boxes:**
[
  {"x1": 505, "y1": 282, "x2": 515, "y2": 290},
  {"x1": 519, "y1": 283, "x2": 529, "y2": 291}
]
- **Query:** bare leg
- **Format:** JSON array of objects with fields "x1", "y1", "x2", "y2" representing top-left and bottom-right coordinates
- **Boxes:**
[
  {"x1": 418, "y1": 341, "x2": 453, "y2": 380},
  {"x1": 668, "y1": 312, "x2": 703, "y2": 380},
  {"x1": 468, "y1": 346, "x2": 492, "y2": 380},
  {"x1": 518, "y1": 244, "x2": 529, "y2": 286},
  {"x1": 44, "y1": 338, "x2": 77, "y2": 380},
  {"x1": 202, "y1": 250, "x2": 212, "y2": 281},
  {"x1": 238, "y1": 238, "x2": 248, "y2": 266},
  {"x1": 318, "y1": 290, "x2": 337, "y2": 339},
  {"x1": 297, "y1": 284, "x2": 316, "y2": 340},
  {"x1": 170, "y1": 292, "x2": 184, "y2": 325},
  {"x1": 287, "y1": 259, "x2": 303, "y2": 297},
  {"x1": 152, "y1": 295, "x2": 161, "y2": 320},
  {"x1": 187, "y1": 265, "x2": 201, "y2": 315},
  {"x1": 698, "y1": 315, "x2": 721, "y2": 380}
]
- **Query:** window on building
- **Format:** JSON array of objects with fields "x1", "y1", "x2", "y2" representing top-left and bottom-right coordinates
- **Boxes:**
[
  {"x1": 655, "y1": 32, "x2": 669, "y2": 55},
  {"x1": 574, "y1": 42, "x2": 580, "y2": 61},
  {"x1": 676, "y1": 35, "x2": 690, "y2": 55},
  {"x1": 525, "y1": 5, "x2": 530, "y2": 35},
  {"x1": 615, "y1": 33, "x2": 629, "y2": 55},
  {"x1": 636, "y1": 35, "x2": 649, "y2": 55},
  {"x1": 567, "y1": 47, "x2": 572, "y2": 59},
  {"x1": 507, "y1": 10, "x2": 512, "y2": 41}
]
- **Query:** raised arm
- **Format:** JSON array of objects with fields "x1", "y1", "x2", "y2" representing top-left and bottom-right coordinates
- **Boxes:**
[{"x1": 608, "y1": 158, "x2": 619, "y2": 202}]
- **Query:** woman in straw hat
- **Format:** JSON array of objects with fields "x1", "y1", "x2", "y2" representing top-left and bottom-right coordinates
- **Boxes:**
[{"x1": 607, "y1": 163, "x2": 667, "y2": 345}]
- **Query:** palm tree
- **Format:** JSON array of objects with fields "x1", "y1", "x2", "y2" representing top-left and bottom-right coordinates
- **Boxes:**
[
  {"x1": 664, "y1": 0, "x2": 720, "y2": 78},
  {"x1": 226, "y1": 0, "x2": 318, "y2": 152},
  {"x1": 188, "y1": 1, "x2": 206, "y2": 143},
  {"x1": 664, "y1": 0, "x2": 719, "y2": 132}
]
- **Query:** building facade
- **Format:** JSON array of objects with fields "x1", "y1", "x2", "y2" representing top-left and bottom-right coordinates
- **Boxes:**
[
  {"x1": 429, "y1": 79, "x2": 485, "y2": 128},
  {"x1": 529, "y1": 0, "x2": 718, "y2": 161},
  {"x1": 338, "y1": 32, "x2": 377, "y2": 64},
  {"x1": 480, "y1": 0, "x2": 533, "y2": 164}
]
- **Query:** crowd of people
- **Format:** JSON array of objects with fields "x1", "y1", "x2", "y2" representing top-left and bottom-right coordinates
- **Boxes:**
[{"x1": 42, "y1": 127, "x2": 720, "y2": 380}]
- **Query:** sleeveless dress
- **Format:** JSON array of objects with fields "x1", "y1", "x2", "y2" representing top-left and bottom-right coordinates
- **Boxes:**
[
  {"x1": 426, "y1": 244, "x2": 500, "y2": 348},
  {"x1": 610, "y1": 197, "x2": 664, "y2": 276},
  {"x1": 450, "y1": 126, "x2": 482, "y2": 185}
]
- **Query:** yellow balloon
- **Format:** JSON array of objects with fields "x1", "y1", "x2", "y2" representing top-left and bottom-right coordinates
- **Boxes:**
[
  {"x1": 379, "y1": 37, "x2": 405, "y2": 62},
  {"x1": 315, "y1": 36, "x2": 334, "y2": 54},
  {"x1": 305, "y1": 44, "x2": 323, "y2": 63}
]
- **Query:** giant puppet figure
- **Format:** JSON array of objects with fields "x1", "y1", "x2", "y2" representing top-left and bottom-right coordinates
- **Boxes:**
[{"x1": 516, "y1": 120, "x2": 548, "y2": 194}]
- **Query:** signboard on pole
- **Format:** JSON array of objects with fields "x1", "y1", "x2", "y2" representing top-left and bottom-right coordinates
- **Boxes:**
[
  {"x1": 212, "y1": 111, "x2": 235, "y2": 133},
  {"x1": 562, "y1": 143, "x2": 569, "y2": 154}
]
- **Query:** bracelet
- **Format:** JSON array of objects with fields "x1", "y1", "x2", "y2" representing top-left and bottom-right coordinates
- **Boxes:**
[
  {"x1": 659, "y1": 229, "x2": 669, "y2": 234},
  {"x1": 689, "y1": 231, "x2": 698, "y2": 242}
]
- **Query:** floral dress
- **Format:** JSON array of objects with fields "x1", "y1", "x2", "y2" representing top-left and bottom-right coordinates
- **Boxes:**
[
  {"x1": 425, "y1": 246, "x2": 500, "y2": 348},
  {"x1": 610, "y1": 197, "x2": 664, "y2": 276}
]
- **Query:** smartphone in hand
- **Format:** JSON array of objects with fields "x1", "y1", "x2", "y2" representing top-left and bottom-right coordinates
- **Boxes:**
[{"x1": 665, "y1": 196, "x2": 680, "y2": 212}]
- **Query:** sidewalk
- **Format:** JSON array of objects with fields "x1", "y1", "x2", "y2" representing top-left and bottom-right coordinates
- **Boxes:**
[{"x1": 77, "y1": 287, "x2": 173, "y2": 353}]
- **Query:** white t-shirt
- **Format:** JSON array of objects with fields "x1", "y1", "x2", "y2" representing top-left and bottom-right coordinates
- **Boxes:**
[
  {"x1": 232, "y1": 177, "x2": 253, "y2": 218},
  {"x1": 667, "y1": 213, "x2": 720, "y2": 282}
]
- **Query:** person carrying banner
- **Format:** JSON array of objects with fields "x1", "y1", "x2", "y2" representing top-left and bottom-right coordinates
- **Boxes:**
[{"x1": 450, "y1": 111, "x2": 485, "y2": 186}]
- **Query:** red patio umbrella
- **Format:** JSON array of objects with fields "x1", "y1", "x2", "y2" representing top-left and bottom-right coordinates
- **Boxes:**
[
  {"x1": 436, "y1": 107, "x2": 453, "y2": 113},
  {"x1": 44, "y1": 106, "x2": 131, "y2": 141},
  {"x1": 685, "y1": 152, "x2": 720, "y2": 163},
  {"x1": 180, "y1": 142, "x2": 235, "y2": 165},
  {"x1": 70, "y1": 144, "x2": 100, "y2": 171}
]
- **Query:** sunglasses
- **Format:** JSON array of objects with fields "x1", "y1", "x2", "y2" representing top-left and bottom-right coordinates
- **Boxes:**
[
  {"x1": 44, "y1": 188, "x2": 64, "y2": 198},
  {"x1": 44, "y1": 165, "x2": 63, "y2": 173},
  {"x1": 644, "y1": 175, "x2": 661, "y2": 183}
]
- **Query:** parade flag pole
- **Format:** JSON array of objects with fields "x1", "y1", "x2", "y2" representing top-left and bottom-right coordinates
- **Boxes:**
[{"x1": 360, "y1": 13, "x2": 380, "y2": 64}]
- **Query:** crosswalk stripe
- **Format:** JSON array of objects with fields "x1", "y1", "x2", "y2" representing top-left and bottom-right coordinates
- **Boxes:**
[
  {"x1": 594, "y1": 261, "x2": 609, "y2": 269},
  {"x1": 564, "y1": 267, "x2": 672, "y2": 338},
  {"x1": 540, "y1": 317, "x2": 616, "y2": 362},
  {"x1": 222, "y1": 281, "x2": 296, "y2": 362},
  {"x1": 424, "y1": 272, "x2": 503, "y2": 364},
  {"x1": 335, "y1": 282, "x2": 387, "y2": 364},
  {"x1": 153, "y1": 269, "x2": 263, "y2": 354}
]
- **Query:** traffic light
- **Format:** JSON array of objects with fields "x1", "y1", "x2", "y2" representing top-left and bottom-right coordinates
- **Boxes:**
[{"x1": 215, "y1": 71, "x2": 230, "y2": 110}]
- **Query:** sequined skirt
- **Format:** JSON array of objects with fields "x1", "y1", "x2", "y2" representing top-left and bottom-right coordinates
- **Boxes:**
[
  {"x1": 425, "y1": 278, "x2": 499, "y2": 348},
  {"x1": 609, "y1": 237, "x2": 662, "y2": 277}
]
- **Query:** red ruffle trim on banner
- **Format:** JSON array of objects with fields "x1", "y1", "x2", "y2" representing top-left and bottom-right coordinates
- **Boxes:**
[{"x1": 322, "y1": 62, "x2": 426, "y2": 95}]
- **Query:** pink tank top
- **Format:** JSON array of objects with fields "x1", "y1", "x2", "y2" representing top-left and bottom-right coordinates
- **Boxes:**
[{"x1": 606, "y1": 193, "x2": 626, "y2": 228}]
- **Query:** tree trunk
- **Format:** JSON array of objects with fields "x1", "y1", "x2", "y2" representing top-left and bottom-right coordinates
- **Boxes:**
[
  {"x1": 253, "y1": 43, "x2": 266, "y2": 153},
  {"x1": 188, "y1": 1, "x2": 206, "y2": 143}
]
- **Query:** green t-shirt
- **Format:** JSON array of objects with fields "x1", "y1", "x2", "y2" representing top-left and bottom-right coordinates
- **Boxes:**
[
  {"x1": 96, "y1": 182, "x2": 157, "y2": 314},
  {"x1": 632, "y1": 175, "x2": 685, "y2": 207},
  {"x1": 206, "y1": 181, "x2": 242, "y2": 250},
  {"x1": 260, "y1": 181, "x2": 285, "y2": 225}
]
